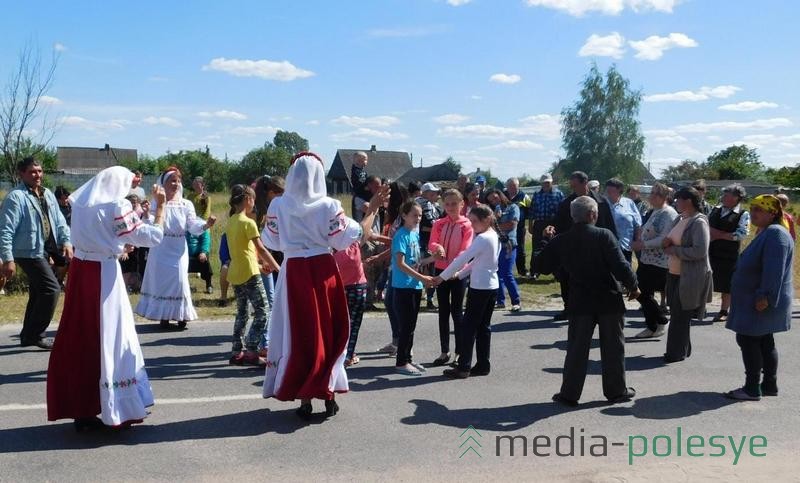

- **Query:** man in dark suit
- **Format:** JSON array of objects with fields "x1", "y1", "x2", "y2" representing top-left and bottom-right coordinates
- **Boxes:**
[
  {"x1": 536, "y1": 195, "x2": 639, "y2": 406},
  {"x1": 543, "y1": 171, "x2": 618, "y2": 320}
]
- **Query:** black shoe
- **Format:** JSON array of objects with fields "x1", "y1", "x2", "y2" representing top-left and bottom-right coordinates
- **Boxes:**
[
  {"x1": 296, "y1": 403, "x2": 313, "y2": 421},
  {"x1": 552, "y1": 393, "x2": 578, "y2": 407},
  {"x1": 324, "y1": 399, "x2": 340, "y2": 417},
  {"x1": 74, "y1": 417, "x2": 105, "y2": 432},
  {"x1": 431, "y1": 353, "x2": 451, "y2": 366},
  {"x1": 663, "y1": 354, "x2": 685, "y2": 364},
  {"x1": 426, "y1": 301, "x2": 437, "y2": 311},
  {"x1": 608, "y1": 387, "x2": 636, "y2": 404},
  {"x1": 21, "y1": 337, "x2": 54, "y2": 350},
  {"x1": 760, "y1": 382, "x2": 778, "y2": 397},
  {"x1": 470, "y1": 365, "x2": 490, "y2": 376},
  {"x1": 443, "y1": 368, "x2": 470, "y2": 379},
  {"x1": 553, "y1": 311, "x2": 567, "y2": 321},
  {"x1": 495, "y1": 303, "x2": 506, "y2": 310},
  {"x1": 177, "y1": 320, "x2": 187, "y2": 330},
  {"x1": 159, "y1": 320, "x2": 171, "y2": 330}
]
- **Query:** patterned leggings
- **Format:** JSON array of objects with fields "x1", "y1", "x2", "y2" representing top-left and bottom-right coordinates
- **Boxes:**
[
  {"x1": 345, "y1": 283, "x2": 367, "y2": 359},
  {"x1": 232, "y1": 275, "x2": 270, "y2": 353}
]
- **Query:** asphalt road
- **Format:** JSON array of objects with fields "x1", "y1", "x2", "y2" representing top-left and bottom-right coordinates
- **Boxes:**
[{"x1": 1, "y1": 303, "x2": 798, "y2": 482}]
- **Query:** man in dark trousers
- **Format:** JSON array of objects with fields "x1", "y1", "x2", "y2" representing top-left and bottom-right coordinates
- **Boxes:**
[
  {"x1": 350, "y1": 151, "x2": 371, "y2": 221},
  {"x1": 536, "y1": 196, "x2": 639, "y2": 406},
  {"x1": 543, "y1": 171, "x2": 618, "y2": 320}
]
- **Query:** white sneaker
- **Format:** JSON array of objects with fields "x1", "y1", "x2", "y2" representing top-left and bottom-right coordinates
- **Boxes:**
[
  {"x1": 0, "y1": 289, "x2": 5, "y2": 295},
  {"x1": 510, "y1": 304, "x2": 521, "y2": 312},
  {"x1": 410, "y1": 362, "x2": 427, "y2": 372},
  {"x1": 634, "y1": 328, "x2": 655, "y2": 339},
  {"x1": 652, "y1": 325, "x2": 666, "y2": 337}
]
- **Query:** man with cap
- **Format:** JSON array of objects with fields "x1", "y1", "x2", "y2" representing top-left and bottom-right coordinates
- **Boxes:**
[
  {"x1": 709, "y1": 183, "x2": 750, "y2": 322},
  {"x1": 528, "y1": 173, "x2": 564, "y2": 279},
  {"x1": 588, "y1": 180, "x2": 600, "y2": 194},
  {"x1": 475, "y1": 175, "x2": 487, "y2": 203},
  {"x1": 543, "y1": 171, "x2": 618, "y2": 320},
  {"x1": 505, "y1": 178, "x2": 531, "y2": 277},
  {"x1": 417, "y1": 182, "x2": 444, "y2": 310}
]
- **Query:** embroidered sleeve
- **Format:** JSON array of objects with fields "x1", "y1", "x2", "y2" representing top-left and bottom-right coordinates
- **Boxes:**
[
  {"x1": 114, "y1": 209, "x2": 142, "y2": 237},
  {"x1": 327, "y1": 203, "x2": 362, "y2": 251},
  {"x1": 261, "y1": 204, "x2": 280, "y2": 250}
]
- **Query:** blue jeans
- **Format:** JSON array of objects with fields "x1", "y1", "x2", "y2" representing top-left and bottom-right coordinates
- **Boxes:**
[{"x1": 496, "y1": 246, "x2": 520, "y2": 306}]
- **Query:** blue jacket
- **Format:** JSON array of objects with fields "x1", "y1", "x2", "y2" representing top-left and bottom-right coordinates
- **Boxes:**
[
  {"x1": 186, "y1": 230, "x2": 211, "y2": 257},
  {"x1": 0, "y1": 183, "x2": 71, "y2": 261},
  {"x1": 726, "y1": 224, "x2": 793, "y2": 336}
]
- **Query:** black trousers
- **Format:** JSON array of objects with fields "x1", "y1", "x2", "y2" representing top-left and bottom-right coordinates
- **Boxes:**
[
  {"x1": 458, "y1": 288, "x2": 495, "y2": 372},
  {"x1": 636, "y1": 263, "x2": 668, "y2": 331},
  {"x1": 394, "y1": 288, "x2": 422, "y2": 366},
  {"x1": 16, "y1": 257, "x2": 61, "y2": 342},
  {"x1": 529, "y1": 219, "x2": 551, "y2": 275},
  {"x1": 188, "y1": 256, "x2": 214, "y2": 288},
  {"x1": 560, "y1": 312, "x2": 627, "y2": 401},
  {"x1": 435, "y1": 268, "x2": 465, "y2": 355},
  {"x1": 515, "y1": 222, "x2": 527, "y2": 275},
  {"x1": 736, "y1": 333, "x2": 778, "y2": 395},
  {"x1": 665, "y1": 275, "x2": 692, "y2": 360}
]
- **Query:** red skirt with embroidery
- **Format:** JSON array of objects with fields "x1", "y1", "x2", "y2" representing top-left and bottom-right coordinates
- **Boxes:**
[
  {"x1": 275, "y1": 254, "x2": 350, "y2": 401},
  {"x1": 47, "y1": 258, "x2": 102, "y2": 421}
]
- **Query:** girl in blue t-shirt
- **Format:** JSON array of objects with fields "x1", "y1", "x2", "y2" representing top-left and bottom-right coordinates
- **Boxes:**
[{"x1": 391, "y1": 200, "x2": 435, "y2": 376}]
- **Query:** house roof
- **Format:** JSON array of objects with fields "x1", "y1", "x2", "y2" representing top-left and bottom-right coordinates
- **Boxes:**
[
  {"x1": 327, "y1": 147, "x2": 412, "y2": 184},
  {"x1": 396, "y1": 163, "x2": 460, "y2": 184},
  {"x1": 57, "y1": 146, "x2": 137, "y2": 169}
]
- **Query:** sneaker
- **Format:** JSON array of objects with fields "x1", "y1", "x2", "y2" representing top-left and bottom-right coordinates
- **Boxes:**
[
  {"x1": 228, "y1": 352, "x2": 245, "y2": 365},
  {"x1": 410, "y1": 362, "x2": 427, "y2": 372},
  {"x1": 242, "y1": 351, "x2": 266, "y2": 367},
  {"x1": 652, "y1": 325, "x2": 666, "y2": 337},
  {"x1": 712, "y1": 310, "x2": 729, "y2": 322},
  {"x1": 443, "y1": 368, "x2": 470, "y2": 379},
  {"x1": 0, "y1": 288, "x2": 5, "y2": 295},
  {"x1": 510, "y1": 304, "x2": 521, "y2": 312},
  {"x1": 205, "y1": 286, "x2": 214, "y2": 295},
  {"x1": 724, "y1": 388, "x2": 761, "y2": 401},
  {"x1": 495, "y1": 303, "x2": 506, "y2": 309},
  {"x1": 609, "y1": 387, "x2": 637, "y2": 404},
  {"x1": 633, "y1": 328, "x2": 655, "y2": 339},
  {"x1": 20, "y1": 337, "x2": 54, "y2": 350}
]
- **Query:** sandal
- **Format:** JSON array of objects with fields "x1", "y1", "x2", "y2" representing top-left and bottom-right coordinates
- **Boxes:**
[
  {"x1": 296, "y1": 402, "x2": 313, "y2": 421},
  {"x1": 396, "y1": 365, "x2": 422, "y2": 376},
  {"x1": 344, "y1": 356, "x2": 360, "y2": 367}
]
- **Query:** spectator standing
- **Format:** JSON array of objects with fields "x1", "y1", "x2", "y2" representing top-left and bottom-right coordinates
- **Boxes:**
[
  {"x1": 129, "y1": 170, "x2": 146, "y2": 201},
  {"x1": 0, "y1": 157, "x2": 71, "y2": 350},
  {"x1": 186, "y1": 229, "x2": 213, "y2": 294},
  {"x1": 775, "y1": 194, "x2": 797, "y2": 240},
  {"x1": 350, "y1": 151, "x2": 370, "y2": 221},
  {"x1": 692, "y1": 179, "x2": 712, "y2": 216},
  {"x1": 708, "y1": 184, "x2": 750, "y2": 322},
  {"x1": 627, "y1": 185, "x2": 650, "y2": 219},
  {"x1": 417, "y1": 182, "x2": 443, "y2": 310},
  {"x1": 486, "y1": 189, "x2": 522, "y2": 312},
  {"x1": 605, "y1": 178, "x2": 642, "y2": 264},
  {"x1": 505, "y1": 178, "x2": 531, "y2": 277},
  {"x1": 528, "y1": 174, "x2": 564, "y2": 279}
]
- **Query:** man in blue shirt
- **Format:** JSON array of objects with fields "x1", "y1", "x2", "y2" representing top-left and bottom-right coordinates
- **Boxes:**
[
  {"x1": 0, "y1": 158, "x2": 72, "y2": 350},
  {"x1": 528, "y1": 174, "x2": 564, "y2": 279},
  {"x1": 605, "y1": 178, "x2": 642, "y2": 264}
]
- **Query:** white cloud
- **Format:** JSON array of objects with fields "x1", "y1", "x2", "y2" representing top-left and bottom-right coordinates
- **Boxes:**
[
  {"x1": 525, "y1": 0, "x2": 678, "y2": 16},
  {"x1": 579, "y1": 33, "x2": 626, "y2": 59},
  {"x1": 330, "y1": 128, "x2": 408, "y2": 142},
  {"x1": 368, "y1": 24, "x2": 450, "y2": 37},
  {"x1": 39, "y1": 95, "x2": 62, "y2": 105},
  {"x1": 629, "y1": 33, "x2": 697, "y2": 60},
  {"x1": 718, "y1": 101, "x2": 779, "y2": 112},
  {"x1": 229, "y1": 125, "x2": 280, "y2": 136},
  {"x1": 306, "y1": 120, "x2": 320, "y2": 126},
  {"x1": 195, "y1": 121, "x2": 213, "y2": 128},
  {"x1": 60, "y1": 116, "x2": 126, "y2": 131},
  {"x1": 438, "y1": 124, "x2": 519, "y2": 138},
  {"x1": 202, "y1": 57, "x2": 315, "y2": 81},
  {"x1": 489, "y1": 73, "x2": 521, "y2": 84},
  {"x1": 197, "y1": 110, "x2": 248, "y2": 120},
  {"x1": 53, "y1": 42, "x2": 67, "y2": 52},
  {"x1": 143, "y1": 116, "x2": 181, "y2": 127},
  {"x1": 331, "y1": 115, "x2": 401, "y2": 128},
  {"x1": 653, "y1": 134, "x2": 688, "y2": 144},
  {"x1": 478, "y1": 140, "x2": 545, "y2": 150},
  {"x1": 674, "y1": 117, "x2": 793, "y2": 134},
  {"x1": 433, "y1": 113, "x2": 470, "y2": 124},
  {"x1": 447, "y1": 0, "x2": 472, "y2": 5},
  {"x1": 644, "y1": 85, "x2": 741, "y2": 102},
  {"x1": 518, "y1": 114, "x2": 562, "y2": 139},
  {"x1": 438, "y1": 114, "x2": 561, "y2": 140}
]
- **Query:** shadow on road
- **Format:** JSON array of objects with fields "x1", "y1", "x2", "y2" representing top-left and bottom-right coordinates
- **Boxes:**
[
  {"x1": 541, "y1": 355, "x2": 666, "y2": 375},
  {"x1": 600, "y1": 391, "x2": 737, "y2": 419},
  {"x1": 401, "y1": 398, "x2": 608, "y2": 432},
  {"x1": 0, "y1": 408, "x2": 310, "y2": 453}
]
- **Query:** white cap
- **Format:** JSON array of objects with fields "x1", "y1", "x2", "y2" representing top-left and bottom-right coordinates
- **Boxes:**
[
  {"x1": 588, "y1": 180, "x2": 600, "y2": 189},
  {"x1": 421, "y1": 182, "x2": 441, "y2": 192},
  {"x1": 540, "y1": 174, "x2": 553, "y2": 183}
]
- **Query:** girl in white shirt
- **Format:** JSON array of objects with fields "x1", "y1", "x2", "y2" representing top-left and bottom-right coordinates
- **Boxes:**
[{"x1": 433, "y1": 205, "x2": 500, "y2": 379}]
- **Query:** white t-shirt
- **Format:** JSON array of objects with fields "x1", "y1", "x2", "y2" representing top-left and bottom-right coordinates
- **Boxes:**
[{"x1": 439, "y1": 229, "x2": 500, "y2": 290}]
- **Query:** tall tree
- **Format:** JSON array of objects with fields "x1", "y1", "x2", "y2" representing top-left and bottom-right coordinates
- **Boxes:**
[
  {"x1": 443, "y1": 155, "x2": 462, "y2": 176},
  {"x1": 705, "y1": 144, "x2": 765, "y2": 180},
  {"x1": 229, "y1": 143, "x2": 291, "y2": 184},
  {"x1": 0, "y1": 43, "x2": 60, "y2": 182},
  {"x1": 273, "y1": 130, "x2": 309, "y2": 155},
  {"x1": 660, "y1": 159, "x2": 715, "y2": 182},
  {"x1": 560, "y1": 64, "x2": 645, "y2": 184}
]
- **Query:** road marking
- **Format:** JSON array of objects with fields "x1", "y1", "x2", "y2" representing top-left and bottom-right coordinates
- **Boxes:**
[{"x1": 0, "y1": 394, "x2": 264, "y2": 412}]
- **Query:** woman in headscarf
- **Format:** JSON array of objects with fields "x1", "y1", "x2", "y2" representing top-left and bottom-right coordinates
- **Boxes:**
[
  {"x1": 47, "y1": 166, "x2": 166, "y2": 431},
  {"x1": 724, "y1": 195, "x2": 793, "y2": 400},
  {"x1": 135, "y1": 167, "x2": 216, "y2": 330},
  {"x1": 261, "y1": 153, "x2": 363, "y2": 420}
]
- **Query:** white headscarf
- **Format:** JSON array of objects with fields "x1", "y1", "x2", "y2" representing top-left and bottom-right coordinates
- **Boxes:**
[
  {"x1": 158, "y1": 167, "x2": 183, "y2": 200},
  {"x1": 282, "y1": 154, "x2": 328, "y2": 216},
  {"x1": 69, "y1": 166, "x2": 134, "y2": 209}
]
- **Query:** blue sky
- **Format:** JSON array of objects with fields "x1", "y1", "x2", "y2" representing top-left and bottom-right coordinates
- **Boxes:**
[{"x1": 2, "y1": 0, "x2": 798, "y2": 180}]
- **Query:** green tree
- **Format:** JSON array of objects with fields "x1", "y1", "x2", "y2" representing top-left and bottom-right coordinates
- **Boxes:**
[
  {"x1": 560, "y1": 64, "x2": 645, "y2": 184},
  {"x1": 229, "y1": 142, "x2": 291, "y2": 185},
  {"x1": 443, "y1": 156, "x2": 462, "y2": 176},
  {"x1": 705, "y1": 145, "x2": 765, "y2": 180},
  {"x1": 273, "y1": 130, "x2": 309, "y2": 155},
  {"x1": 660, "y1": 159, "x2": 714, "y2": 182},
  {"x1": 123, "y1": 148, "x2": 229, "y2": 192},
  {"x1": 766, "y1": 164, "x2": 800, "y2": 188}
]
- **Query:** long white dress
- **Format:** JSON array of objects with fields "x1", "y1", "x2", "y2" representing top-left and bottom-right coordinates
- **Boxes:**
[
  {"x1": 135, "y1": 198, "x2": 207, "y2": 321},
  {"x1": 48, "y1": 173, "x2": 164, "y2": 425}
]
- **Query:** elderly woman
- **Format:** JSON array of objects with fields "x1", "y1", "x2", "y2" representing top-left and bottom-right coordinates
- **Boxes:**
[
  {"x1": 631, "y1": 183, "x2": 678, "y2": 338},
  {"x1": 709, "y1": 184, "x2": 750, "y2": 322},
  {"x1": 724, "y1": 196, "x2": 793, "y2": 400},
  {"x1": 662, "y1": 187, "x2": 712, "y2": 363}
]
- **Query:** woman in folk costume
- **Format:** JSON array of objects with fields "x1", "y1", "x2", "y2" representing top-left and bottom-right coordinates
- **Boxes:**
[
  {"x1": 261, "y1": 152, "x2": 362, "y2": 420},
  {"x1": 135, "y1": 167, "x2": 216, "y2": 330},
  {"x1": 47, "y1": 166, "x2": 166, "y2": 431}
]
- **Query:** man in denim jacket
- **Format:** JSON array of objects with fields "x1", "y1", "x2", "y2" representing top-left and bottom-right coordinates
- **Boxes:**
[{"x1": 0, "y1": 157, "x2": 72, "y2": 349}]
